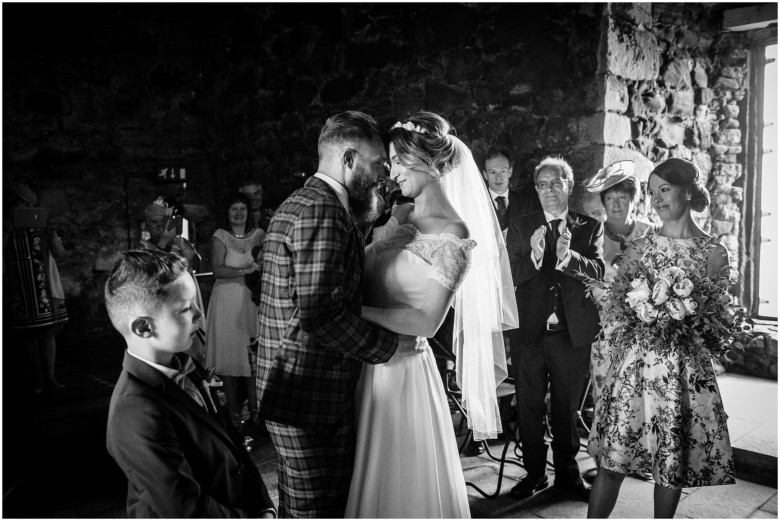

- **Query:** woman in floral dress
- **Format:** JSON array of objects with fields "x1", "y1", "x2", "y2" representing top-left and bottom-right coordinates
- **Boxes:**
[{"x1": 587, "y1": 158, "x2": 735, "y2": 518}]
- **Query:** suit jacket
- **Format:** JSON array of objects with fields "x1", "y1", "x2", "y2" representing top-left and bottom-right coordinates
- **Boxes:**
[
  {"x1": 106, "y1": 352, "x2": 274, "y2": 518},
  {"x1": 492, "y1": 188, "x2": 542, "y2": 230},
  {"x1": 507, "y1": 209, "x2": 604, "y2": 347},
  {"x1": 257, "y1": 176, "x2": 399, "y2": 429}
]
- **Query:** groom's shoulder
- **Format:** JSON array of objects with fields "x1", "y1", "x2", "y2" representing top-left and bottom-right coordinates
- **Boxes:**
[{"x1": 277, "y1": 180, "x2": 341, "y2": 215}]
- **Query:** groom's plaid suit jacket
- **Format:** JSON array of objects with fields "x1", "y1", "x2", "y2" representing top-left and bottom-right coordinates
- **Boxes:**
[{"x1": 256, "y1": 175, "x2": 398, "y2": 428}]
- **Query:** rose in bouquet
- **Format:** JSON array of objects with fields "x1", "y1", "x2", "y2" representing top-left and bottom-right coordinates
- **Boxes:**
[{"x1": 584, "y1": 234, "x2": 753, "y2": 361}]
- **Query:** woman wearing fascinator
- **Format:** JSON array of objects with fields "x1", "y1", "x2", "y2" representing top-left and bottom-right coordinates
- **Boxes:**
[
  {"x1": 585, "y1": 161, "x2": 655, "y2": 399},
  {"x1": 345, "y1": 112, "x2": 518, "y2": 517}
]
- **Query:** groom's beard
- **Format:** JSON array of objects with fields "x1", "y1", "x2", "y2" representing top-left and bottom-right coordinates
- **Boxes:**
[{"x1": 347, "y1": 165, "x2": 383, "y2": 225}]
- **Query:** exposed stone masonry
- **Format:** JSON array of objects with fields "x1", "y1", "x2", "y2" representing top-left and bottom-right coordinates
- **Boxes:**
[{"x1": 1, "y1": 4, "x2": 758, "y2": 351}]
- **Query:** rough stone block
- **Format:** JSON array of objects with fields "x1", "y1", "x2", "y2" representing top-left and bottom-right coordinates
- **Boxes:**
[
  {"x1": 711, "y1": 219, "x2": 735, "y2": 235},
  {"x1": 601, "y1": 74, "x2": 629, "y2": 113},
  {"x1": 692, "y1": 62, "x2": 708, "y2": 87},
  {"x1": 604, "y1": 112, "x2": 632, "y2": 145},
  {"x1": 657, "y1": 118, "x2": 685, "y2": 147},
  {"x1": 607, "y1": 25, "x2": 659, "y2": 80},
  {"x1": 670, "y1": 89, "x2": 695, "y2": 116},
  {"x1": 669, "y1": 144, "x2": 693, "y2": 160},
  {"x1": 695, "y1": 87, "x2": 714, "y2": 105},
  {"x1": 676, "y1": 26, "x2": 700, "y2": 48},
  {"x1": 662, "y1": 57, "x2": 693, "y2": 89},
  {"x1": 631, "y1": 84, "x2": 665, "y2": 115},
  {"x1": 710, "y1": 144, "x2": 729, "y2": 157},
  {"x1": 610, "y1": 2, "x2": 652, "y2": 27},
  {"x1": 720, "y1": 65, "x2": 742, "y2": 79},
  {"x1": 721, "y1": 128, "x2": 742, "y2": 144},
  {"x1": 715, "y1": 76, "x2": 741, "y2": 90},
  {"x1": 693, "y1": 151, "x2": 713, "y2": 176},
  {"x1": 722, "y1": 103, "x2": 740, "y2": 118},
  {"x1": 653, "y1": 3, "x2": 684, "y2": 25}
]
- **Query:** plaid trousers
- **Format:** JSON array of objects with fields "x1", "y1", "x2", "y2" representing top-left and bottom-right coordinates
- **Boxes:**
[{"x1": 266, "y1": 414, "x2": 355, "y2": 518}]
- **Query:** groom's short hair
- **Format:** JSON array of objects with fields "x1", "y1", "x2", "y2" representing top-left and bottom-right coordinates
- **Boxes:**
[{"x1": 318, "y1": 111, "x2": 383, "y2": 157}]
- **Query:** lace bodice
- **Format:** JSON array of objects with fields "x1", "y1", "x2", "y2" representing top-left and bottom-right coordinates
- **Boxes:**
[
  {"x1": 212, "y1": 228, "x2": 263, "y2": 269},
  {"x1": 364, "y1": 216, "x2": 476, "y2": 310}
]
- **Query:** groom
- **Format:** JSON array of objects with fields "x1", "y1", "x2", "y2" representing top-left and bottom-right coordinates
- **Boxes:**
[{"x1": 256, "y1": 111, "x2": 399, "y2": 518}]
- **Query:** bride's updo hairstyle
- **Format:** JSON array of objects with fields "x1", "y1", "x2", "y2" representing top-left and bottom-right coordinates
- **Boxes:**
[
  {"x1": 650, "y1": 157, "x2": 710, "y2": 212},
  {"x1": 388, "y1": 111, "x2": 461, "y2": 177}
]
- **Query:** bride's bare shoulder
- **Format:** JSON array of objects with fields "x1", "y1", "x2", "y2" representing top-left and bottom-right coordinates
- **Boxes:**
[{"x1": 440, "y1": 220, "x2": 469, "y2": 240}]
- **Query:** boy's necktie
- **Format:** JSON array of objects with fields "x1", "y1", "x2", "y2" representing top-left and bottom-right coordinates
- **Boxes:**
[{"x1": 173, "y1": 356, "x2": 209, "y2": 411}]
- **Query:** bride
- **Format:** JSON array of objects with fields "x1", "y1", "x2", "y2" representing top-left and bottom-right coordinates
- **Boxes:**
[{"x1": 345, "y1": 112, "x2": 518, "y2": 518}]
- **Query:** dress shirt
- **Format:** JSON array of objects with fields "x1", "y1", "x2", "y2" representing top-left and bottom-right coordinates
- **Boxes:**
[
  {"x1": 488, "y1": 188, "x2": 510, "y2": 208},
  {"x1": 532, "y1": 209, "x2": 572, "y2": 271},
  {"x1": 314, "y1": 173, "x2": 350, "y2": 212}
]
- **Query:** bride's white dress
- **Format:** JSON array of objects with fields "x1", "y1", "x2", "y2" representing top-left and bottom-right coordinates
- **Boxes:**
[{"x1": 345, "y1": 217, "x2": 474, "y2": 519}]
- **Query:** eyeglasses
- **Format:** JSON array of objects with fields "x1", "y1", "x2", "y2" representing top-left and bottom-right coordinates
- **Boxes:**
[
  {"x1": 536, "y1": 180, "x2": 567, "y2": 191},
  {"x1": 486, "y1": 168, "x2": 510, "y2": 176}
]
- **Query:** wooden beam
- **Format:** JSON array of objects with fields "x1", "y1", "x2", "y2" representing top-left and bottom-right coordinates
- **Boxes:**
[{"x1": 724, "y1": 4, "x2": 778, "y2": 31}]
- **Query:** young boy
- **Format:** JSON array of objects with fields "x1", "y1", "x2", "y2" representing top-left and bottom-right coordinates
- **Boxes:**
[{"x1": 104, "y1": 249, "x2": 275, "y2": 518}]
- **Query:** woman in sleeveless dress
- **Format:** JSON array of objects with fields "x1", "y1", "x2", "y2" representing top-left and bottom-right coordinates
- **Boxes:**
[
  {"x1": 587, "y1": 158, "x2": 735, "y2": 518},
  {"x1": 205, "y1": 192, "x2": 264, "y2": 425},
  {"x1": 345, "y1": 112, "x2": 517, "y2": 518}
]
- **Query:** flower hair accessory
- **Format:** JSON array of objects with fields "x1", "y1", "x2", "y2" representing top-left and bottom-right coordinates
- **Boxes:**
[
  {"x1": 567, "y1": 214, "x2": 587, "y2": 231},
  {"x1": 391, "y1": 121, "x2": 428, "y2": 135}
]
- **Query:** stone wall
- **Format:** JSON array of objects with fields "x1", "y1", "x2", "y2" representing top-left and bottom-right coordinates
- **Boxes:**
[
  {"x1": 1, "y1": 3, "x2": 757, "y2": 343},
  {"x1": 3, "y1": 3, "x2": 607, "y2": 341},
  {"x1": 578, "y1": 3, "x2": 750, "y2": 277}
]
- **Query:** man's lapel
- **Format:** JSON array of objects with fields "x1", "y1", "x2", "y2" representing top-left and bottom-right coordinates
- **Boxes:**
[{"x1": 123, "y1": 352, "x2": 239, "y2": 453}]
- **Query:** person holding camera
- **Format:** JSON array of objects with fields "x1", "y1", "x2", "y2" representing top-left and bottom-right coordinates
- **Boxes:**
[{"x1": 138, "y1": 196, "x2": 200, "y2": 272}]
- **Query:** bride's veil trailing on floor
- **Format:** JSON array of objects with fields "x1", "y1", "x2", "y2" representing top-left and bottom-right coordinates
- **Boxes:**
[{"x1": 441, "y1": 136, "x2": 519, "y2": 441}]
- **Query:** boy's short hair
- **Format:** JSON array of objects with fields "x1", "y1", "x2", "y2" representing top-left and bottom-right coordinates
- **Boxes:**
[{"x1": 104, "y1": 250, "x2": 190, "y2": 336}]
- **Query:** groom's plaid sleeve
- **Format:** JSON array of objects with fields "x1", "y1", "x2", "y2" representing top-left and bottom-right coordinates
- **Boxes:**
[{"x1": 291, "y1": 199, "x2": 398, "y2": 364}]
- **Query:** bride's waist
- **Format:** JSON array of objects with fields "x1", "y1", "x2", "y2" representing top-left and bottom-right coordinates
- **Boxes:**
[{"x1": 393, "y1": 335, "x2": 430, "y2": 358}]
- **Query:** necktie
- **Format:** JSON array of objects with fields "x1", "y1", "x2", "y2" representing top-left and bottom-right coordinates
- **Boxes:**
[
  {"x1": 173, "y1": 356, "x2": 209, "y2": 411},
  {"x1": 495, "y1": 196, "x2": 507, "y2": 220},
  {"x1": 549, "y1": 219, "x2": 562, "y2": 241}
]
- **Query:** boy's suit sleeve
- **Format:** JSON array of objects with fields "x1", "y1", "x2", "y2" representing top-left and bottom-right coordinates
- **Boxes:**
[
  {"x1": 292, "y1": 200, "x2": 398, "y2": 364},
  {"x1": 108, "y1": 394, "x2": 251, "y2": 518}
]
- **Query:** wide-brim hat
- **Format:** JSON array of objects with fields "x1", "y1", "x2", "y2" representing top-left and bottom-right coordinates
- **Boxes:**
[{"x1": 586, "y1": 160, "x2": 635, "y2": 193}]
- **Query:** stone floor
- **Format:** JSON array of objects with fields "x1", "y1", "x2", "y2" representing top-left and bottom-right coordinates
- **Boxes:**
[{"x1": 2, "y1": 334, "x2": 777, "y2": 518}]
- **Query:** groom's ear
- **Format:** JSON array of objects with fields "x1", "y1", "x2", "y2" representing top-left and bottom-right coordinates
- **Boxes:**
[{"x1": 343, "y1": 148, "x2": 356, "y2": 169}]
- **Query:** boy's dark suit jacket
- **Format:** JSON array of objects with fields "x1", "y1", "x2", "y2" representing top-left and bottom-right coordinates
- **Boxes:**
[
  {"x1": 507, "y1": 210, "x2": 604, "y2": 347},
  {"x1": 106, "y1": 352, "x2": 274, "y2": 518}
]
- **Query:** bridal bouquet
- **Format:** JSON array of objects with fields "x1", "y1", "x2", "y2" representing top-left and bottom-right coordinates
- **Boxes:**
[{"x1": 585, "y1": 234, "x2": 753, "y2": 361}]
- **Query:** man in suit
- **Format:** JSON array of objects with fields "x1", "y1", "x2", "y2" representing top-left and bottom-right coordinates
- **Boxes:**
[
  {"x1": 482, "y1": 148, "x2": 541, "y2": 239},
  {"x1": 105, "y1": 250, "x2": 275, "y2": 518},
  {"x1": 507, "y1": 156, "x2": 604, "y2": 501},
  {"x1": 256, "y1": 111, "x2": 400, "y2": 518},
  {"x1": 239, "y1": 179, "x2": 274, "y2": 232}
]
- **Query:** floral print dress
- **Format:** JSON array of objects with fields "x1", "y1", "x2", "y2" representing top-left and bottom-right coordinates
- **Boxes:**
[{"x1": 587, "y1": 235, "x2": 735, "y2": 488}]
